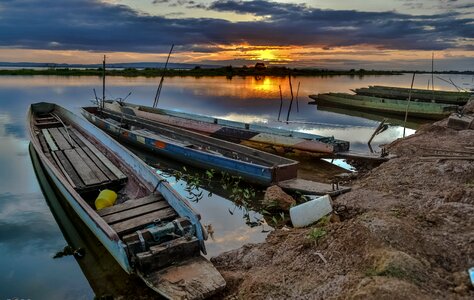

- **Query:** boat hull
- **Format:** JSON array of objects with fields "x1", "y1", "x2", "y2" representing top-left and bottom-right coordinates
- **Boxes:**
[
  {"x1": 104, "y1": 101, "x2": 350, "y2": 154},
  {"x1": 309, "y1": 93, "x2": 458, "y2": 120},
  {"x1": 82, "y1": 108, "x2": 299, "y2": 185}
]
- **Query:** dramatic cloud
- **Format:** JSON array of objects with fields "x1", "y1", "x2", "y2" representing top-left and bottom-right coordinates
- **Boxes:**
[{"x1": 0, "y1": 0, "x2": 472, "y2": 53}]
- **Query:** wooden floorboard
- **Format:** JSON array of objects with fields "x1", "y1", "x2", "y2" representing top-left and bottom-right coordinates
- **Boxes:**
[
  {"x1": 42, "y1": 129, "x2": 58, "y2": 151},
  {"x1": 63, "y1": 149, "x2": 102, "y2": 186},
  {"x1": 81, "y1": 147, "x2": 117, "y2": 181},
  {"x1": 75, "y1": 147, "x2": 109, "y2": 184},
  {"x1": 48, "y1": 128, "x2": 72, "y2": 150},
  {"x1": 68, "y1": 129, "x2": 86, "y2": 147},
  {"x1": 53, "y1": 150, "x2": 84, "y2": 189},
  {"x1": 70, "y1": 128, "x2": 127, "y2": 180},
  {"x1": 58, "y1": 127, "x2": 78, "y2": 147},
  {"x1": 98, "y1": 194, "x2": 163, "y2": 217},
  {"x1": 103, "y1": 201, "x2": 170, "y2": 224},
  {"x1": 38, "y1": 134, "x2": 50, "y2": 153},
  {"x1": 111, "y1": 207, "x2": 177, "y2": 236}
]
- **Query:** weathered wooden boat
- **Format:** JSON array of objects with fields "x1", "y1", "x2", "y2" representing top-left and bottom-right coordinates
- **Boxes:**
[
  {"x1": 308, "y1": 93, "x2": 459, "y2": 120},
  {"x1": 353, "y1": 85, "x2": 471, "y2": 105},
  {"x1": 101, "y1": 101, "x2": 350, "y2": 156},
  {"x1": 82, "y1": 106, "x2": 299, "y2": 185},
  {"x1": 30, "y1": 143, "x2": 157, "y2": 298},
  {"x1": 28, "y1": 102, "x2": 225, "y2": 299}
]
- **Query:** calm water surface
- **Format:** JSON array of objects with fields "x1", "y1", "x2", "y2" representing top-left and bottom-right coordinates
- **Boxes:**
[{"x1": 0, "y1": 74, "x2": 471, "y2": 298}]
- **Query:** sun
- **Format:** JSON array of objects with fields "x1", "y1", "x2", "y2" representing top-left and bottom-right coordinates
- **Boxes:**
[{"x1": 256, "y1": 49, "x2": 276, "y2": 61}]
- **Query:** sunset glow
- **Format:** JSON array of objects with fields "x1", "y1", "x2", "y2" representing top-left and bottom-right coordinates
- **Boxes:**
[{"x1": 0, "y1": 0, "x2": 472, "y2": 70}]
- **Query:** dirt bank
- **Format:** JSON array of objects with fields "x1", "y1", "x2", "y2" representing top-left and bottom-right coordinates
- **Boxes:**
[{"x1": 211, "y1": 107, "x2": 474, "y2": 299}]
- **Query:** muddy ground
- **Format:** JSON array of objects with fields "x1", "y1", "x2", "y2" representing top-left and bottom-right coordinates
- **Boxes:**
[{"x1": 210, "y1": 103, "x2": 474, "y2": 299}]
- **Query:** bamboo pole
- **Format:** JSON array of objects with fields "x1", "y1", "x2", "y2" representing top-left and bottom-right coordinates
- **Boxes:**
[
  {"x1": 403, "y1": 73, "x2": 416, "y2": 138},
  {"x1": 102, "y1": 55, "x2": 106, "y2": 110},
  {"x1": 153, "y1": 44, "x2": 174, "y2": 108},
  {"x1": 286, "y1": 75, "x2": 294, "y2": 123},
  {"x1": 295, "y1": 81, "x2": 301, "y2": 113},
  {"x1": 431, "y1": 52, "x2": 434, "y2": 101},
  {"x1": 278, "y1": 85, "x2": 283, "y2": 121}
]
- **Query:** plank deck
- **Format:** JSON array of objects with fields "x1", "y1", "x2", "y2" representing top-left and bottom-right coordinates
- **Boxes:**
[
  {"x1": 98, "y1": 194, "x2": 163, "y2": 217},
  {"x1": 42, "y1": 129, "x2": 59, "y2": 151},
  {"x1": 278, "y1": 178, "x2": 351, "y2": 196},
  {"x1": 70, "y1": 128, "x2": 127, "y2": 180},
  {"x1": 38, "y1": 134, "x2": 50, "y2": 153},
  {"x1": 48, "y1": 127, "x2": 72, "y2": 150},
  {"x1": 75, "y1": 147, "x2": 109, "y2": 184},
  {"x1": 102, "y1": 201, "x2": 170, "y2": 224},
  {"x1": 63, "y1": 149, "x2": 102, "y2": 186},
  {"x1": 68, "y1": 128, "x2": 86, "y2": 147},
  {"x1": 110, "y1": 207, "x2": 176, "y2": 236},
  {"x1": 81, "y1": 147, "x2": 117, "y2": 181},
  {"x1": 53, "y1": 150, "x2": 84, "y2": 189},
  {"x1": 58, "y1": 127, "x2": 79, "y2": 147}
]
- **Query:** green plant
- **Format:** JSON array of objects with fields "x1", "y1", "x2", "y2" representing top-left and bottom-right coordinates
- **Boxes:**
[{"x1": 306, "y1": 228, "x2": 327, "y2": 243}]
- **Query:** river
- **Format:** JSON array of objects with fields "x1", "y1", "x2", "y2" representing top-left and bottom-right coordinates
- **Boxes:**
[{"x1": 0, "y1": 74, "x2": 471, "y2": 298}]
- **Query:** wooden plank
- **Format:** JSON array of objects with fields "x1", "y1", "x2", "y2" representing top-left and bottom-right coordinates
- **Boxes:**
[
  {"x1": 53, "y1": 151, "x2": 84, "y2": 189},
  {"x1": 98, "y1": 194, "x2": 164, "y2": 217},
  {"x1": 58, "y1": 127, "x2": 78, "y2": 147},
  {"x1": 110, "y1": 207, "x2": 176, "y2": 236},
  {"x1": 278, "y1": 178, "x2": 351, "y2": 196},
  {"x1": 81, "y1": 147, "x2": 117, "y2": 181},
  {"x1": 70, "y1": 128, "x2": 127, "y2": 180},
  {"x1": 41, "y1": 129, "x2": 58, "y2": 151},
  {"x1": 103, "y1": 201, "x2": 170, "y2": 224},
  {"x1": 48, "y1": 127, "x2": 72, "y2": 150},
  {"x1": 38, "y1": 134, "x2": 49, "y2": 153},
  {"x1": 68, "y1": 129, "x2": 86, "y2": 147},
  {"x1": 139, "y1": 256, "x2": 226, "y2": 299},
  {"x1": 75, "y1": 147, "x2": 109, "y2": 184},
  {"x1": 63, "y1": 149, "x2": 101, "y2": 186}
]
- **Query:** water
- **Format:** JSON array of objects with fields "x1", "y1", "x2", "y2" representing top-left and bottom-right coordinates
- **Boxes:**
[{"x1": 0, "y1": 74, "x2": 471, "y2": 298}]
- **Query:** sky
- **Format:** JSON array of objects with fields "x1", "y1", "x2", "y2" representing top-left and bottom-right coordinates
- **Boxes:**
[{"x1": 0, "y1": 0, "x2": 473, "y2": 70}]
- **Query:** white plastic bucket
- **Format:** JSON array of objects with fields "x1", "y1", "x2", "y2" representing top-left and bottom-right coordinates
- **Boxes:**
[{"x1": 290, "y1": 194, "x2": 333, "y2": 228}]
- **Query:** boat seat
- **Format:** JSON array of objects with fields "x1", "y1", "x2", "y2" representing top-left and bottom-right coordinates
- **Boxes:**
[
  {"x1": 97, "y1": 194, "x2": 178, "y2": 237},
  {"x1": 38, "y1": 125, "x2": 128, "y2": 193}
]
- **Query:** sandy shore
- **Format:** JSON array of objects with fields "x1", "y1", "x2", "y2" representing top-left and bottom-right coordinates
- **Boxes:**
[{"x1": 210, "y1": 101, "x2": 474, "y2": 299}]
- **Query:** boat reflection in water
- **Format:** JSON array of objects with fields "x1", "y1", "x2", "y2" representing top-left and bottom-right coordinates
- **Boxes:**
[{"x1": 29, "y1": 143, "x2": 157, "y2": 299}]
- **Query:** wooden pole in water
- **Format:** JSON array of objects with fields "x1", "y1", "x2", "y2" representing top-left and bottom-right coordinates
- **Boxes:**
[
  {"x1": 427, "y1": 79, "x2": 430, "y2": 90},
  {"x1": 278, "y1": 85, "x2": 283, "y2": 121},
  {"x1": 153, "y1": 44, "x2": 174, "y2": 108},
  {"x1": 286, "y1": 74, "x2": 294, "y2": 123},
  {"x1": 295, "y1": 81, "x2": 301, "y2": 113},
  {"x1": 403, "y1": 73, "x2": 416, "y2": 138},
  {"x1": 102, "y1": 55, "x2": 106, "y2": 110},
  {"x1": 431, "y1": 52, "x2": 434, "y2": 101}
]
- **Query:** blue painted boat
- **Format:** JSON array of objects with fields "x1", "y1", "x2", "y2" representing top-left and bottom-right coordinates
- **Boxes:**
[
  {"x1": 102, "y1": 101, "x2": 350, "y2": 155},
  {"x1": 81, "y1": 106, "x2": 299, "y2": 185},
  {"x1": 28, "y1": 102, "x2": 225, "y2": 299}
]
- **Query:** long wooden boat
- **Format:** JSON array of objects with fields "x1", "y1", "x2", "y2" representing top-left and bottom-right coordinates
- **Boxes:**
[
  {"x1": 29, "y1": 142, "x2": 156, "y2": 298},
  {"x1": 101, "y1": 101, "x2": 350, "y2": 156},
  {"x1": 28, "y1": 102, "x2": 225, "y2": 299},
  {"x1": 308, "y1": 93, "x2": 459, "y2": 120},
  {"x1": 354, "y1": 85, "x2": 471, "y2": 105},
  {"x1": 82, "y1": 106, "x2": 299, "y2": 185}
]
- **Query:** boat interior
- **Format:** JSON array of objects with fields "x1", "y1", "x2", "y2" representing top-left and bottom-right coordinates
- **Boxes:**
[
  {"x1": 83, "y1": 106, "x2": 296, "y2": 167},
  {"x1": 31, "y1": 105, "x2": 202, "y2": 274}
]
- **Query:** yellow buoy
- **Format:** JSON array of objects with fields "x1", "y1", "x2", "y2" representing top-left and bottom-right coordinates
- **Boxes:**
[{"x1": 95, "y1": 189, "x2": 117, "y2": 210}]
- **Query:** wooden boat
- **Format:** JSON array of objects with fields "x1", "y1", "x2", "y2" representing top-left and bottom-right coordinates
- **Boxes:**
[
  {"x1": 29, "y1": 142, "x2": 157, "y2": 298},
  {"x1": 82, "y1": 106, "x2": 299, "y2": 185},
  {"x1": 28, "y1": 102, "x2": 225, "y2": 299},
  {"x1": 308, "y1": 93, "x2": 459, "y2": 120},
  {"x1": 101, "y1": 101, "x2": 350, "y2": 156},
  {"x1": 353, "y1": 85, "x2": 471, "y2": 105}
]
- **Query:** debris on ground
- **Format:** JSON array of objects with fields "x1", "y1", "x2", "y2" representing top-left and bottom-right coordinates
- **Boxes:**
[{"x1": 211, "y1": 107, "x2": 474, "y2": 299}]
